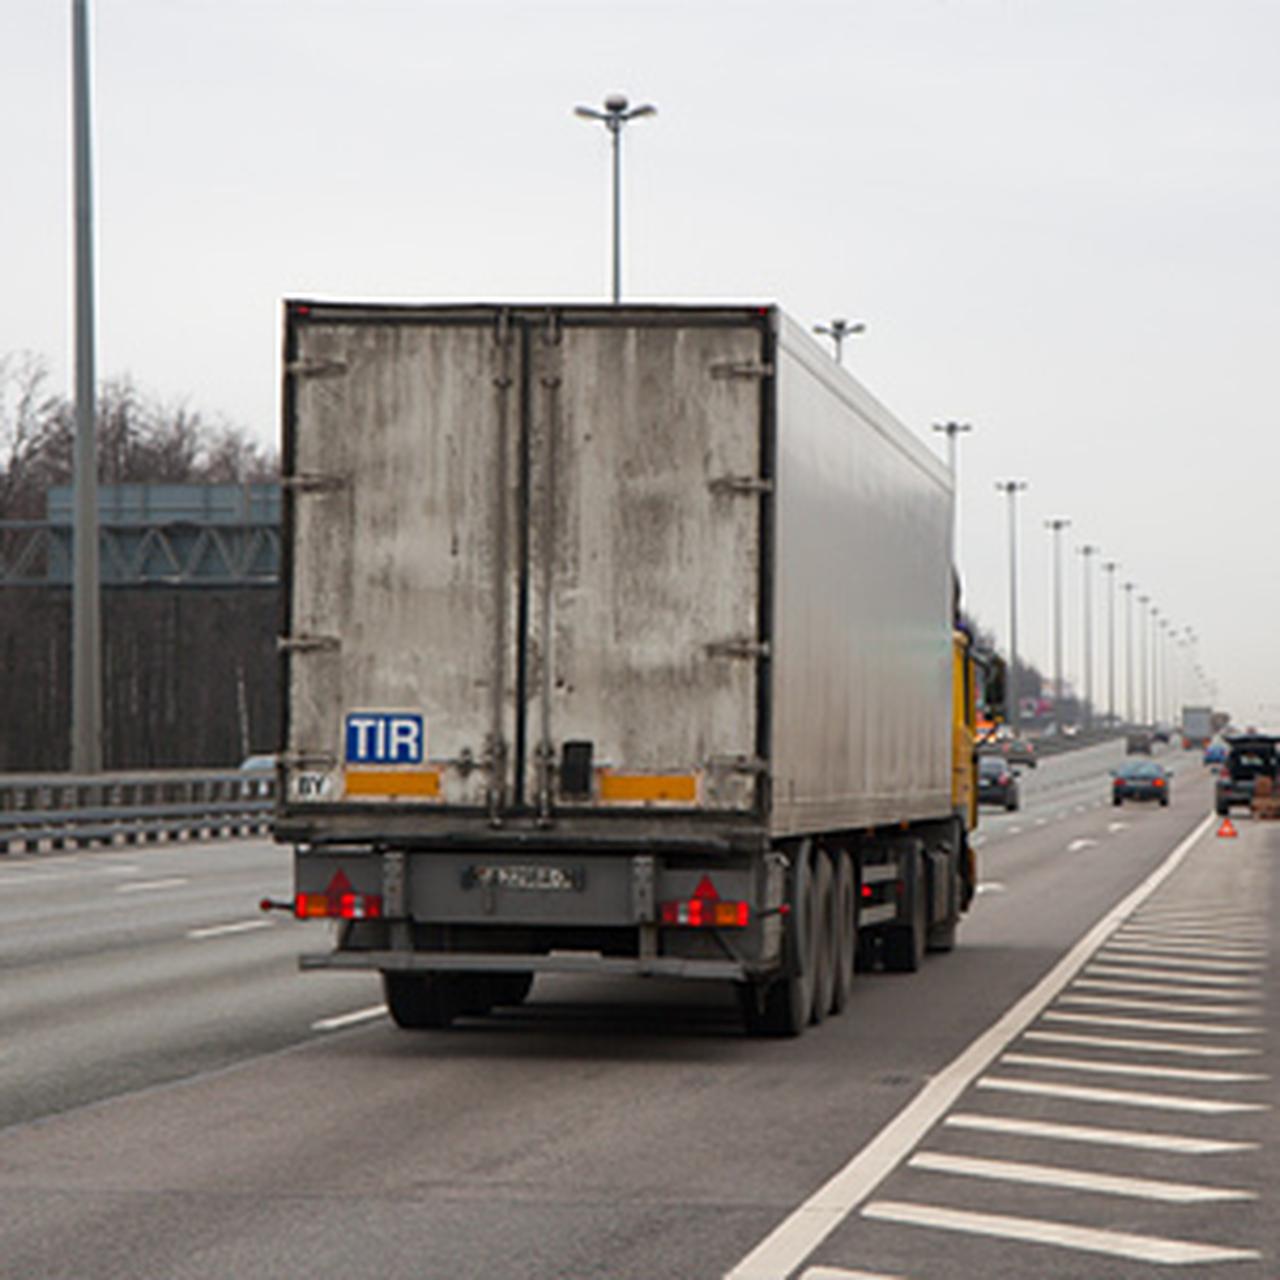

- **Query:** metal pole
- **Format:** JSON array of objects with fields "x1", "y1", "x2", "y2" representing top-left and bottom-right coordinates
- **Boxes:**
[
  {"x1": 1044, "y1": 518, "x2": 1070, "y2": 728},
  {"x1": 72, "y1": 0, "x2": 102, "y2": 774},
  {"x1": 1078, "y1": 545, "x2": 1098, "y2": 730},
  {"x1": 1123, "y1": 582, "x2": 1135, "y2": 724},
  {"x1": 610, "y1": 117, "x2": 621, "y2": 304},
  {"x1": 932, "y1": 421, "x2": 971, "y2": 564},
  {"x1": 574, "y1": 95, "x2": 656, "y2": 306},
  {"x1": 1101, "y1": 561, "x2": 1118, "y2": 726},
  {"x1": 1138, "y1": 595, "x2": 1150, "y2": 724},
  {"x1": 996, "y1": 481, "x2": 1028, "y2": 733}
]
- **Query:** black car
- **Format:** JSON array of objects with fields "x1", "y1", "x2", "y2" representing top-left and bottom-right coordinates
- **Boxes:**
[
  {"x1": 1215, "y1": 734, "x2": 1279, "y2": 816},
  {"x1": 978, "y1": 754, "x2": 1020, "y2": 810},
  {"x1": 1111, "y1": 758, "x2": 1171, "y2": 806}
]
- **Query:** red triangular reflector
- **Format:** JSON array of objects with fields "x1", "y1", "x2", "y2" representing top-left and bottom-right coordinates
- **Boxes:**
[
  {"x1": 1217, "y1": 818, "x2": 1238, "y2": 838},
  {"x1": 691, "y1": 875, "x2": 719, "y2": 901}
]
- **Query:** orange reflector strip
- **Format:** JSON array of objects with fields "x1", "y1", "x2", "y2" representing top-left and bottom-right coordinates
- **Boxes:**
[
  {"x1": 344, "y1": 769, "x2": 441, "y2": 798},
  {"x1": 597, "y1": 771, "x2": 698, "y2": 804}
]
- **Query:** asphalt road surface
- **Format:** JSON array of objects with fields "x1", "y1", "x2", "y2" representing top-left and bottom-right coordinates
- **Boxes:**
[{"x1": 0, "y1": 745, "x2": 1273, "y2": 1279}]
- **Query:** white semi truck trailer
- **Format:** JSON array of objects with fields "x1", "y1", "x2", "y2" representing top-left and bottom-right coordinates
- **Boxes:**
[{"x1": 272, "y1": 302, "x2": 991, "y2": 1035}]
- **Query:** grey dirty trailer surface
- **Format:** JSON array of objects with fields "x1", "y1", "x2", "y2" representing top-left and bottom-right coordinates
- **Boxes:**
[{"x1": 278, "y1": 302, "x2": 968, "y2": 1036}]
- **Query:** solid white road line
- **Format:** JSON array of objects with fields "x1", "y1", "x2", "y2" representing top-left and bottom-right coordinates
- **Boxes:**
[
  {"x1": 944, "y1": 1112, "x2": 1258, "y2": 1154},
  {"x1": 1000, "y1": 1052, "x2": 1268, "y2": 1083},
  {"x1": 720, "y1": 813, "x2": 1217, "y2": 1280},
  {"x1": 1072, "y1": 977, "x2": 1261, "y2": 1000},
  {"x1": 1056, "y1": 994, "x2": 1261, "y2": 1017},
  {"x1": 311, "y1": 1005, "x2": 388, "y2": 1032},
  {"x1": 908, "y1": 1151, "x2": 1255, "y2": 1203},
  {"x1": 1024, "y1": 1029, "x2": 1259, "y2": 1057},
  {"x1": 978, "y1": 1076, "x2": 1268, "y2": 1113},
  {"x1": 116, "y1": 877, "x2": 189, "y2": 893},
  {"x1": 187, "y1": 919, "x2": 275, "y2": 940},
  {"x1": 1084, "y1": 964, "x2": 1259, "y2": 986},
  {"x1": 1041, "y1": 1011, "x2": 1260, "y2": 1036},
  {"x1": 860, "y1": 1201, "x2": 1259, "y2": 1265}
]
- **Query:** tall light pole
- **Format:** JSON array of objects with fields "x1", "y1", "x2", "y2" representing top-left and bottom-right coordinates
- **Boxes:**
[
  {"x1": 1078, "y1": 544, "x2": 1099, "y2": 730},
  {"x1": 814, "y1": 318, "x2": 866, "y2": 365},
  {"x1": 1137, "y1": 595, "x2": 1151, "y2": 724},
  {"x1": 1150, "y1": 606, "x2": 1162, "y2": 728},
  {"x1": 996, "y1": 480, "x2": 1029, "y2": 733},
  {"x1": 72, "y1": 0, "x2": 102, "y2": 773},
  {"x1": 1122, "y1": 581, "x2": 1136, "y2": 724},
  {"x1": 932, "y1": 420, "x2": 971, "y2": 563},
  {"x1": 1101, "y1": 561, "x2": 1118, "y2": 726},
  {"x1": 1045, "y1": 518, "x2": 1071, "y2": 728},
  {"x1": 574, "y1": 93, "x2": 657, "y2": 304}
]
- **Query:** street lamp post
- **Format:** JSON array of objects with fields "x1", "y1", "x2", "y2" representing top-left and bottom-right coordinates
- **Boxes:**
[
  {"x1": 932, "y1": 421, "x2": 971, "y2": 563},
  {"x1": 1101, "y1": 561, "x2": 1118, "y2": 726},
  {"x1": 1045, "y1": 518, "x2": 1071, "y2": 728},
  {"x1": 574, "y1": 94, "x2": 657, "y2": 304},
  {"x1": 1137, "y1": 595, "x2": 1151, "y2": 724},
  {"x1": 814, "y1": 318, "x2": 866, "y2": 364},
  {"x1": 71, "y1": 0, "x2": 102, "y2": 774},
  {"x1": 1122, "y1": 581, "x2": 1136, "y2": 724},
  {"x1": 996, "y1": 480, "x2": 1029, "y2": 734},
  {"x1": 1078, "y1": 544, "x2": 1099, "y2": 730}
]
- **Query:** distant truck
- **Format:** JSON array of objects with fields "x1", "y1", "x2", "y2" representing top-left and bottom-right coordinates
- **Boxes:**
[
  {"x1": 271, "y1": 302, "x2": 998, "y2": 1036},
  {"x1": 1181, "y1": 706, "x2": 1214, "y2": 750}
]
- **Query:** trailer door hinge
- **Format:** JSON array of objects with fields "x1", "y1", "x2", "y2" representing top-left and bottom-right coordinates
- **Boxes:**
[
  {"x1": 280, "y1": 750, "x2": 338, "y2": 769},
  {"x1": 710, "y1": 360, "x2": 773, "y2": 381},
  {"x1": 707, "y1": 755, "x2": 771, "y2": 776},
  {"x1": 708, "y1": 475, "x2": 774, "y2": 497},
  {"x1": 705, "y1": 638, "x2": 770, "y2": 660},
  {"x1": 278, "y1": 634, "x2": 341, "y2": 654},
  {"x1": 281, "y1": 473, "x2": 348, "y2": 495},
  {"x1": 286, "y1": 357, "x2": 349, "y2": 380}
]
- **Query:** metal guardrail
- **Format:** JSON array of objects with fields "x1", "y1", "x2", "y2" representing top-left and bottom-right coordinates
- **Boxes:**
[{"x1": 0, "y1": 768, "x2": 274, "y2": 854}]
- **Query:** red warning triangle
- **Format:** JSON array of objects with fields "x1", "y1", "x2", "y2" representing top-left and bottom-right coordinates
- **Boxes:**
[
  {"x1": 1216, "y1": 818, "x2": 1238, "y2": 838},
  {"x1": 691, "y1": 875, "x2": 720, "y2": 901},
  {"x1": 325, "y1": 868, "x2": 353, "y2": 906}
]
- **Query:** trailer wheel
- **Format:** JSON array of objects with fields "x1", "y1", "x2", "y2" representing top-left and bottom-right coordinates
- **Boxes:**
[
  {"x1": 811, "y1": 851, "x2": 836, "y2": 1025},
  {"x1": 883, "y1": 843, "x2": 926, "y2": 974},
  {"x1": 382, "y1": 971, "x2": 458, "y2": 1030},
  {"x1": 927, "y1": 830, "x2": 960, "y2": 954},
  {"x1": 830, "y1": 850, "x2": 855, "y2": 1014},
  {"x1": 739, "y1": 841, "x2": 816, "y2": 1036}
]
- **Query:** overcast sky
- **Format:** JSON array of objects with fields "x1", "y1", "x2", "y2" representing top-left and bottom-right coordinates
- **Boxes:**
[{"x1": 5, "y1": 0, "x2": 1279, "y2": 727}]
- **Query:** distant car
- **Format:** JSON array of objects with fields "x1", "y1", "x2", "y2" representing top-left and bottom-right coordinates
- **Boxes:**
[
  {"x1": 1215, "y1": 735, "x2": 1279, "y2": 816},
  {"x1": 1111, "y1": 758, "x2": 1172, "y2": 807},
  {"x1": 1203, "y1": 741, "x2": 1227, "y2": 766},
  {"x1": 995, "y1": 736, "x2": 1037, "y2": 768},
  {"x1": 1125, "y1": 731, "x2": 1153, "y2": 755},
  {"x1": 978, "y1": 754, "x2": 1020, "y2": 810}
]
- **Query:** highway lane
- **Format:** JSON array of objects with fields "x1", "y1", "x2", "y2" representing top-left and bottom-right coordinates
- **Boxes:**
[{"x1": 1, "y1": 749, "x2": 1272, "y2": 1279}]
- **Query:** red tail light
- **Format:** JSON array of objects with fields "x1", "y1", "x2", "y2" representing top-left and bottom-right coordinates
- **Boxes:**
[
  {"x1": 659, "y1": 898, "x2": 749, "y2": 927},
  {"x1": 294, "y1": 891, "x2": 383, "y2": 920},
  {"x1": 1153, "y1": 777, "x2": 1165, "y2": 788}
]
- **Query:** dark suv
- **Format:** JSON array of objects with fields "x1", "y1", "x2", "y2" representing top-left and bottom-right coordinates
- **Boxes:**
[{"x1": 1215, "y1": 735, "x2": 1279, "y2": 816}]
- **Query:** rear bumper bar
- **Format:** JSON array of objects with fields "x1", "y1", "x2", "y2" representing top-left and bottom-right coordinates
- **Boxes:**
[{"x1": 300, "y1": 949, "x2": 748, "y2": 982}]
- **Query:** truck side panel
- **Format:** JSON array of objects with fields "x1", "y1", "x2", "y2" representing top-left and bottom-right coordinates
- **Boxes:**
[{"x1": 769, "y1": 316, "x2": 953, "y2": 835}]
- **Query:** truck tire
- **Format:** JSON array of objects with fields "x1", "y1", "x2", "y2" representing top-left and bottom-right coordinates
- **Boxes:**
[
  {"x1": 811, "y1": 851, "x2": 835, "y2": 1025},
  {"x1": 830, "y1": 850, "x2": 855, "y2": 1014},
  {"x1": 382, "y1": 971, "x2": 458, "y2": 1030},
  {"x1": 883, "y1": 843, "x2": 926, "y2": 974},
  {"x1": 927, "y1": 840, "x2": 959, "y2": 954},
  {"x1": 739, "y1": 842, "x2": 816, "y2": 1036}
]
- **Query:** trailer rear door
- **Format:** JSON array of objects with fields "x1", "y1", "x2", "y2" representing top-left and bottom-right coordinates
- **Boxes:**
[{"x1": 282, "y1": 306, "x2": 766, "y2": 820}]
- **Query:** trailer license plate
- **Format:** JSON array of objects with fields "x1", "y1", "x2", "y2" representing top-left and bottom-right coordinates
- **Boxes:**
[{"x1": 463, "y1": 864, "x2": 585, "y2": 892}]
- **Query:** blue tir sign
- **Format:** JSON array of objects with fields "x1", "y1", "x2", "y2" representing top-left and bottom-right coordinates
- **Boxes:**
[{"x1": 345, "y1": 713, "x2": 425, "y2": 765}]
